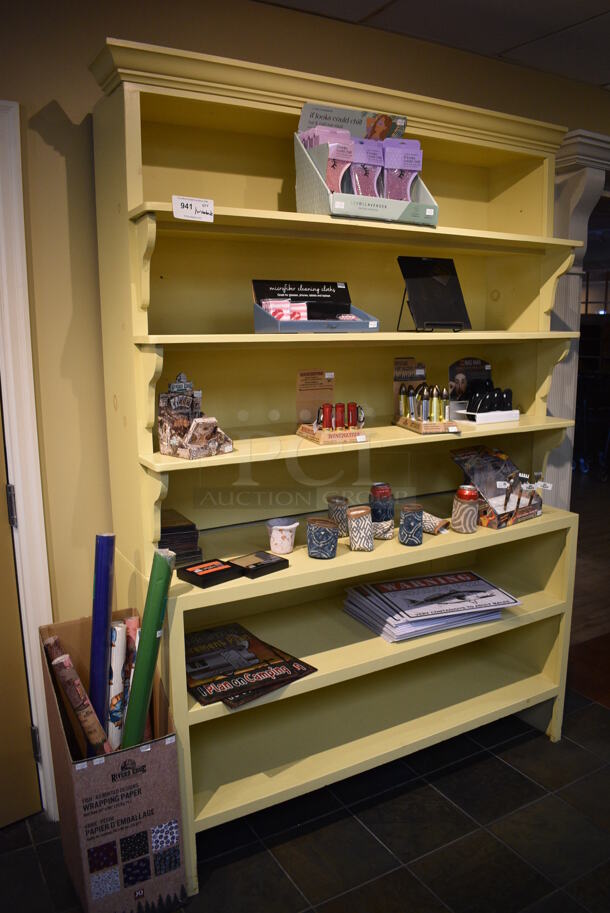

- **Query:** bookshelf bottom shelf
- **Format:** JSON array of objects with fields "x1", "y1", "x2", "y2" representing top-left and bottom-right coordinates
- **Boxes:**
[{"x1": 190, "y1": 618, "x2": 560, "y2": 830}]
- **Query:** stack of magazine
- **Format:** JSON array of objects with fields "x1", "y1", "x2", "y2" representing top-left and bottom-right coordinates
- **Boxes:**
[
  {"x1": 344, "y1": 571, "x2": 519, "y2": 643},
  {"x1": 186, "y1": 622, "x2": 316, "y2": 709}
]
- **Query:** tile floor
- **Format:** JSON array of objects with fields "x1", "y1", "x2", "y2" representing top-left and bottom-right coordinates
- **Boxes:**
[
  {"x1": 4, "y1": 475, "x2": 609, "y2": 912},
  {"x1": 3, "y1": 693, "x2": 610, "y2": 913}
]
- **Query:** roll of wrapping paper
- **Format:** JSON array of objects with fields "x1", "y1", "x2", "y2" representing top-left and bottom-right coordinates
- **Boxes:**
[
  {"x1": 121, "y1": 615, "x2": 140, "y2": 722},
  {"x1": 124, "y1": 628, "x2": 152, "y2": 742},
  {"x1": 122, "y1": 549, "x2": 175, "y2": 748},
  {"x1": 89, "y1": 534, "x2": 115, "y2": 742},
  {"x1": 51, "y1": 654, "x2": 111, "y2": 755},
  {"x1": 107, "y1": 622, "x2": 126, "y2": 749},
  {"x1": 43, "y1": 635, "x2": 64, "y2": 663}
]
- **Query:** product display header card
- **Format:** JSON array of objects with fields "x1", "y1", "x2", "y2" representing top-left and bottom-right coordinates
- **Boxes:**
[
  {"x1": 448, "y1": 357, "x2": 492, "y2": 401},
  {"x1": 296, "y1": 370, "x2": 334, "y2": 424},
  {"x1": 299, "y1": 103, "x2": 407, "y2": 140},
  {"x1": 252, "y1": 280, "x2": 351, "y2": 305},
  {"x1": 393, "y1": 357, "x2": 426, "y2": 417}
]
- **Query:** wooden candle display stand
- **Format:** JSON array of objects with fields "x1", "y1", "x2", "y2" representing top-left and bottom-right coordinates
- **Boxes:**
[
  {"x1": 394, "y1": 416, "x2": 460, "y2": 435},
  {"x1": 296, "y1": 424, "x2": 368, "y2": 445}
]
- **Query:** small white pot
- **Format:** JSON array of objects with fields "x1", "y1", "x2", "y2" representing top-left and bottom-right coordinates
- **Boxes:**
[{"x1": 266, "y1": 518, "x2": 299, "y2": 555}]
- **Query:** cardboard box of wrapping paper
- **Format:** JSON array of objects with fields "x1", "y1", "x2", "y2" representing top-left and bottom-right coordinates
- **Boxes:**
[{"x1": 40, "y1": 609, "x2": 187, "y2": 913}]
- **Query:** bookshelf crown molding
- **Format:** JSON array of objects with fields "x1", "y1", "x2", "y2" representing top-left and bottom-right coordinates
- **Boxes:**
[{"x1": 91, "y1": 37, "x2": 567, "y2": 156}]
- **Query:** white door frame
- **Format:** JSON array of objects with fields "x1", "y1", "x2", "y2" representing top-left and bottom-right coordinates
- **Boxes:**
[{"x1": 0, "y1": 101, "x2": 57, "y2": 819}]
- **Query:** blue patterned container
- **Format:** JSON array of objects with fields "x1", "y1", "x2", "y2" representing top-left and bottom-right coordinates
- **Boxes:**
[
  {"x1": 399, "y1": 503, "x2": 423, "y2": 546},
  {"x1": 307, "y1": 518, "x2": 339, "y2": 559},
  {"x1": 369, "y1": 482, "x2": 394, "y2": 523}
]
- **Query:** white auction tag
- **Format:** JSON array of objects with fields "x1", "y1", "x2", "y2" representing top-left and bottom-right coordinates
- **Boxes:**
[
  {"x1": 496, "y1": 481, "x2": 510, "y2": 489},
  {"x1": 426, "y1": 208, "x2": 434, "y2": 216},
  {"x1": 334, "y1": 201, "x2": 345, "y2": 209},
  {"x1": 172, "y1": 195, "x2": 214, "y2": 222},
  {"x1": 356, "y1": 434, "x2": 366, "y2": 442},
  {"x1": 537, "y1": 481, "x2": 553, "y2": 491},
  {"x1": 521, "y1": 483, "x2": 537, "y2": 491},
  {"x1": 447, "y1": 425, "x2": 459, "y2": 433},
  {"x1": 369, "y1": 321, "x2": 378, "y2": 328}
]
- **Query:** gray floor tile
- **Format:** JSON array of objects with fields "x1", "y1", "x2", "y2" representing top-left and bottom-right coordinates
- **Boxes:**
[{"x1": 490, "y1": 795, "x2": 610, "y2": 886}]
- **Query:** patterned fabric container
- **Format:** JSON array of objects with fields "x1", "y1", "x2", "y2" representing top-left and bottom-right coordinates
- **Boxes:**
[
  {"x1": 422, "y1": 511, "x2": 450, "y2": 535},
  {"x1": 399, "y1": 503, "x2": 423, "y2": 546},
  {"x1": 326, "y1": 494, "x2": 349, "y2": 537},
  {"x1": 347, "y1": 505, "x2": 374, "y2": 551},
  {"x1": 451, "y1": 485, "x2": 479, "y2": 534},
  {"x1": 372, "y1": 519, "x2": 394, "y2": 540},
  {"x1": 307, "y1": 517, "x2": 339, "y2": 558},
  {"x1": 369, "y1": 482, "x2": 394, "y2": 523}
]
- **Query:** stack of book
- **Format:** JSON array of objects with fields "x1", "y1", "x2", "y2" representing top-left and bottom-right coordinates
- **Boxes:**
[
  {"x1": 344, "y1": 571, "x2": 519, "y2": 643},
  {"x1": 186, "y1": 622, "x2": 316, "y2": 709},
  {"x1": 159, "y1": 509, "x2": 202, "y2": 567}
]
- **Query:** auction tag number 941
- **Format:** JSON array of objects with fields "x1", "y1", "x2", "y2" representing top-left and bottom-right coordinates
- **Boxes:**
[{"x1": 172, "y1": 195, "x2": 214, "y2": 222}]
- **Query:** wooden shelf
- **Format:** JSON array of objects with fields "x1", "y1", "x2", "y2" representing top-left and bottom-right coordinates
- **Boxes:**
[
  {"x1": 141, "y1": 415, "x2": 573, "y2": 473},
  {"x1": 130, "y1": 202, "x2": 580, "y2": 255},
  {"x1": 187, "y1": 588, "x2": 565, "y2": 725},
  {"x1": 191, "y1": 655, "x2": 558, "y2": 828},
  {"x1": 170, "y1": 505, "x2": 576, "y2": 613},
  {"x1": 135, "y1": 330, "x2": 580, "y2": 348}
]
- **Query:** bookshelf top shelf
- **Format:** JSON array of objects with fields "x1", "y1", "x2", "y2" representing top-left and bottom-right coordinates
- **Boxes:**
[{"x1": 129, "y1": 203, "x2": 580, "y2": 255}]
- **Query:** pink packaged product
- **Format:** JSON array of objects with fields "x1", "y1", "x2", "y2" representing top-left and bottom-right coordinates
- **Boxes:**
[
  {"x1": 382, "y1": 139, "x2": 423, "y2": 202},
  {"x1": 289, "y1": 301, "x2": 308, "y2": 320},
  {"x1": 325, "y1": 141, "x2": 354, "y2": 193},
  {"x1": 261, "y1": 298, "x2": 292, "y2": 320},
  {"x1": 260, "y1": 299, "x2": 309, "y2": 321},
  {"x1": 350, "y1": 139, "x2": 384, "y2": 197}
]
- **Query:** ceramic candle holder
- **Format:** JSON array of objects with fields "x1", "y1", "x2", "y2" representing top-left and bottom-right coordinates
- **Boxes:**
[
  {"x1": 347, "y1": 505, "x2": 374, "y2": 552},
  {"x1": 326, "y1": 494, "x2": 349, "y2": 537},
  {"x1": 306, "y1": 517, "x2": 339, "y2": 559},
  {"x1": 399, "y1": 503, "x2": 423, "y2": 546},
  {"x1": 266, "y1": 518, "x2": 299, "y2": 555}
]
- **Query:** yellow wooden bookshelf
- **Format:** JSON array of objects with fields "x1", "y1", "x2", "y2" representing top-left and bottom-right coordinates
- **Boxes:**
[{"x1": 91, "y1": 39, "x2": 579, "y2": 895}]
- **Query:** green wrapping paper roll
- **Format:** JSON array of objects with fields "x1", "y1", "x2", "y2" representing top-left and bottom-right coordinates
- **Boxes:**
[{"x1": 121, "y1": 549, "x2": 175, "y2": 748}]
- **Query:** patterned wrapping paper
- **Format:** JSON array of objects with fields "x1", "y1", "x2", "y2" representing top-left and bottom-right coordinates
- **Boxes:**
[
  {"x1": 151, "y1": 819, "x2": 179, "y2": 852},
  {"x1": 119, "y1": 830, "x2": 149, "y2": 863},
  {"x1": 51, "y1": 653, "x2": 111, "y2": 756},
  {"x1": 90, "y1": 867, "x2": 120, "y2": 900},
  {"x1": 107, "y1": 622, "x2": 126, "y2": 750},
  {"x1": 154, "y1": 846, "x2": 181, "y2": 876},
  {"x1": 122, "y1": 856, "x2": 151, "y2": 886},
  {"x1": 87, "y1": 840, "x2": 118, "y2": 873}
]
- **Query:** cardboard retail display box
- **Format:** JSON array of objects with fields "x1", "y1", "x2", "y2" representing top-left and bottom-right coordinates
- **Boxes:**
[{"x1": 40, "y1": 610, "x2": 187, "y2": 913}]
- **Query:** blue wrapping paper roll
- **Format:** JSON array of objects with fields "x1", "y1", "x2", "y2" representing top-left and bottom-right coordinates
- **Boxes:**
[{"x1": 89, "y1": 533, "x2": 115, "y2": 744}]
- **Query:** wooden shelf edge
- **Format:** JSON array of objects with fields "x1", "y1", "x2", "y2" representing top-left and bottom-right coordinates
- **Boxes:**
[
  {"x1": 192, "y1": 673, "x2": 558, "y2": 830},
  {"x1": 134, "y1": 331, "x2": 580, "y2": 346},
  {"x1": 140, "y1": 417, "x2": 575, "y2": 473},
  {"x1": 129, "y1": 202, "x2": 580, "y2": 253},
  {"x1": 187, "y1": 595, "x2": 566, "y2": 726}
]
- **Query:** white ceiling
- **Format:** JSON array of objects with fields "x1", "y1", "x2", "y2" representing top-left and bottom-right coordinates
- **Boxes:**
[{"x1": 257, "y1": 0, "x2": 610, "y2": 87}]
